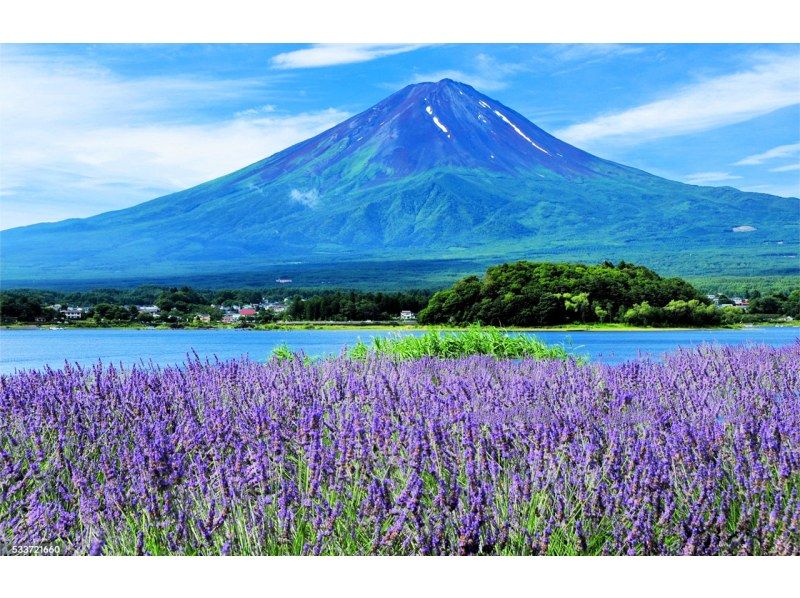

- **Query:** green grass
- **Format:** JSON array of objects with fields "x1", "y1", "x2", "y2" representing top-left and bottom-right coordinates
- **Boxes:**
[{"x1": 347, "y1": 326, "x2": 572, "y2": 360}]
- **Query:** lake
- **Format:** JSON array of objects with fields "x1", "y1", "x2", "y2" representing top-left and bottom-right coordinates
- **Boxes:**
[{"x1": 0, "y1": 326, "x2": 798, "y2": 374}]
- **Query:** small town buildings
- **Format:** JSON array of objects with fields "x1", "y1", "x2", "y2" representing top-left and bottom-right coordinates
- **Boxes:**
[
  {"x1": 137, "y1": 305, "x2": 160, "y2": 314},
  {"x1": 239, "y1": 308, "x2": 257, "y2": 317},
  {"x1": 64, "y1": 307, "x2": 83, "y2": 320},
  {"x1": 399, "y1": 310, "x2": 416, "y2": 321},
  {"x1": 196, "y1": 314, "x2": 211, "y2": 323},
  {"x1": 275, "y1": 278, "x2": 292, "y2": 284},
  {"x1": 728, "y1": 297, "x2": 750, "y2": 310}
]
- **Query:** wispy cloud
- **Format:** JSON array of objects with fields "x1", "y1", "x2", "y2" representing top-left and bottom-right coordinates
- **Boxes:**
[
  {"x1": 683, "y1": 171, "x2": 743, "y2": 185},
  {"x1": 555, "y1": 53, "x2": 800, "y2": 146},
  {"x1": 0, "y1": 49, "x2": 348, "y2": 229},
  {"x1": 234, "y1": 104, "x2": 277, "y2": 117},
  {"x1": 770, "y1": 162, "x2": 800, "y2": 173},
  {"x1": 403, "y1": 53, "x2": 524, "y2": 91},
  {"x1": 271, "y1": 44, "x2": 426, "y2": 69},
  {"x1": 547, "y1": 44, "x2": 644, "y2": 63},
  {"x1": 734, "y1": 142, "x2": 800, "y2": 165}
]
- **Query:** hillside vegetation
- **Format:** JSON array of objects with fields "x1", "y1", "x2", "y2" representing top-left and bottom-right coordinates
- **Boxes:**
[{"x1": 419, "y1": 260, "x2": 727, "y2": 327}]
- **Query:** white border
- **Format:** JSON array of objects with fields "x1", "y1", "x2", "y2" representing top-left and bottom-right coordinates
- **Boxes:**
[
  {"x1": 2, "y1": 555, "x2": 800, "y2": 597},
  {"x1": 2, "y1": 0, "x2": 797, "y2": 593},
  {"x1": 0, "y1": 0, "x2": 798, "y2": 42}
]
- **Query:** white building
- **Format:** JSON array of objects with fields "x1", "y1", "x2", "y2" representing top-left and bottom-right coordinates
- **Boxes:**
[
  {"x1": 64, "y1": 307, "x2": 83, "y2": 320},
  {"x1": 399, "y1": 310, "x2": 416, "y2": 321},
  {"x1": 137, "y1": 305, "x2": 160, "y2": 314}
]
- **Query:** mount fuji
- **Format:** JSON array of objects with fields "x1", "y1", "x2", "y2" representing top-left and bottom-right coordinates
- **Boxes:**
[{"x1": 2, "y1": 79, "x2": 798, "y2": 287}]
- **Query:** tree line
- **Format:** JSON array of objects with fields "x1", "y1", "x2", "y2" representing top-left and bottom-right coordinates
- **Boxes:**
[
  {"x1": 0, "y1": 286, "x2": 432, "y2": 324},
  {"x1": 285, "y1": 290, "x2": 431, "y2": 321},
  {"x1": 1, "y1": 262, "x2": 797, "y2": 327}
]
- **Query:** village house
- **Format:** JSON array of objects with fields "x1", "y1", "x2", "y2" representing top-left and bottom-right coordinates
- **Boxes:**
[
  {"x1": 399, "y1": 310, "x2": 416, "y2": 321},
  {"x1": 137, "y1": 305, "x2": 160, "y2": 315},
  {"x1": 729, "y1": 297, "x2": 750, "y2": 310},
  {"x1": 196, "y1": 314, "x2": 211, "y2": 323},
  {"x1": 63, "y1": 307, "x2": 83, "y2": 320},
  {"x1": 239, "y1": 308, "x2": 257, "y2": 317}
]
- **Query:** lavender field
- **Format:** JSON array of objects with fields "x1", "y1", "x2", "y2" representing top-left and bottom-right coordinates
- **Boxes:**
[{"x1": 2, "y1": 344, "x2": 799, "y2": 555}]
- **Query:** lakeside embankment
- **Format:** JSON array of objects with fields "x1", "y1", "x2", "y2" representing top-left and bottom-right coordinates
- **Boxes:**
[{"x1": 3, "y1": 321, "x2": 798, "y2": 333}]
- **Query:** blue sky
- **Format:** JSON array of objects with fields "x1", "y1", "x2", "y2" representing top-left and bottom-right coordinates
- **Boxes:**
[{"x1": 1, "y1": 43, "x2": 798, "y2": 229}]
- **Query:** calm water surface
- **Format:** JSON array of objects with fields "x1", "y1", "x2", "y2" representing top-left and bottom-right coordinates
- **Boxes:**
[{"x1": 0, "y1": 327, "x2": 798, "y2": 374}]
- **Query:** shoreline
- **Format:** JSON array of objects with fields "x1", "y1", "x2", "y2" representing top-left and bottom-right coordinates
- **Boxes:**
[{"x1": 2, "y1": 322, "x2": 797, "y2": 333}]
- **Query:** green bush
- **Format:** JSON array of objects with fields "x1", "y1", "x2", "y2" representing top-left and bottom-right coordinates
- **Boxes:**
[{"x1": 348, "y1": 327, "x2": 572, "y2": 360}]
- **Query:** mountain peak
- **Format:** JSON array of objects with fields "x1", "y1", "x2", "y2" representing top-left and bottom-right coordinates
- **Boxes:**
[
  {"x1": 294, "y1": 77, "x2": 600, "y2": 178},
  {"x1": 395, "y1": 78, "x2": 479, "y2": 101},
  {"x1": 413, "y1": 77, "x2": 468, "y2": 89}
]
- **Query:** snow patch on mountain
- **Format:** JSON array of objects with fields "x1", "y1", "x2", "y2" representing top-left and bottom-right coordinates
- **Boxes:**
[
  {"x1": 432, "y1": 116, "x2": 449, "y2": 136},
  {"x1": 493, "y1": 110, "x2": 549, "y2": 155}
]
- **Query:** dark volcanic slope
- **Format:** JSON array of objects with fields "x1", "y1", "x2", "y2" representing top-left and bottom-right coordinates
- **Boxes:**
[{"x1": 2, "y1": 79, "x2": 798, "y2": 285}]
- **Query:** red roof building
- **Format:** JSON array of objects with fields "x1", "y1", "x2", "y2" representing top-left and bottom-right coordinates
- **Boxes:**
[{"x1": 239, "y1": 308, "x2": 257, "y2": 317}]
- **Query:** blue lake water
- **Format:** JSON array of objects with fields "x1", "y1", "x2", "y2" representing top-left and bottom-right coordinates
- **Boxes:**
[{"x1": 0, "y1": 326, "x2": 798, "y2": 374}]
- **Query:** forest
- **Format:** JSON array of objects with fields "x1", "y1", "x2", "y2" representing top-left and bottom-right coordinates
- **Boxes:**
[{"x1": 418, "y1": 260, "x2": 799, "y2": 327}]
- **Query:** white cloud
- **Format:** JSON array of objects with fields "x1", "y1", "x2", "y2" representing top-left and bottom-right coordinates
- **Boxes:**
[
  {"x1": 271, "y1": 44, "x2": 425, "y2": 69},
  {"x1": 769, "y1": 162, "x2": 800, "y2": 173},
  {"x1": 734, "y1": 142, "x2": 800, "y2": 165},
  {"x1": 234, "y1": 104, "x2": 277, "y2": 117},
  {"x1": 289, "y1": 188, "x2": 320, "y2": 208},
  {"x1": 555, "y1": 53, "x2": 800, "y2": 146},
  {"x1": 0, "y1": 49, "x2": 348, "y2": 229},
  {"x1": 683, "y1": 171, "x2": 742, "y2": 185},
  {"x1": 547, "y1": 44, "x2": 644, "y2": 63},
  {"x1": 405, "y1": 48, "x2": 638, "y2": 92}
]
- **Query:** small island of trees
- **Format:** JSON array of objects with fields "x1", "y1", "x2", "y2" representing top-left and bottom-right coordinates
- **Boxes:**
[{"x1": 418, "y1": 260, "x2": 798, "y2": 327}]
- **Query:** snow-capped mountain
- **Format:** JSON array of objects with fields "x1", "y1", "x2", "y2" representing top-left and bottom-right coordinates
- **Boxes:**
[{"x1": 2, "y1": 79, "x2": 797, "y2": 286}]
